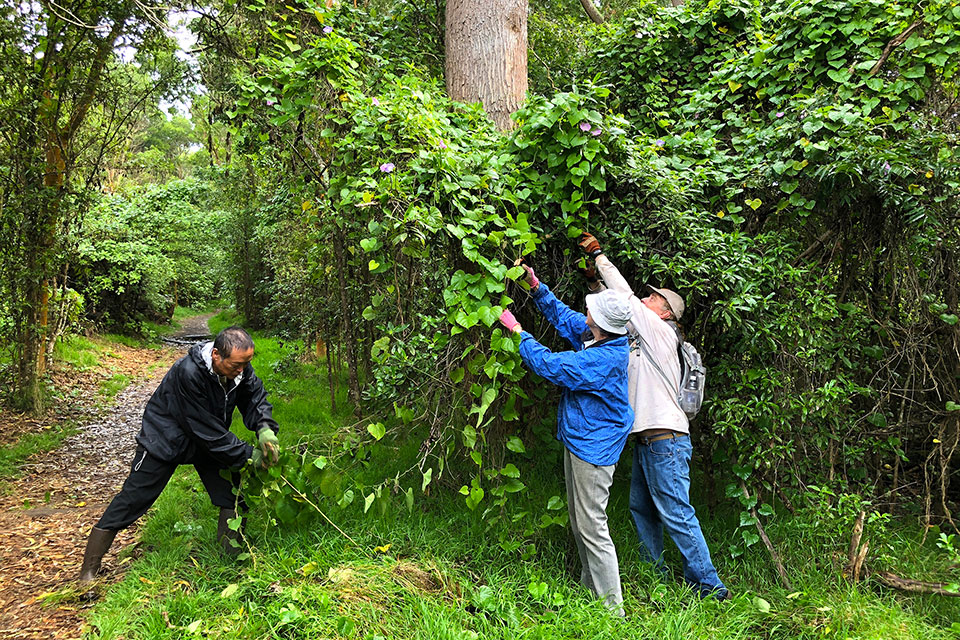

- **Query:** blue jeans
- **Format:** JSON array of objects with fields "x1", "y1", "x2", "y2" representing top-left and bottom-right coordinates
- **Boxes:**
[{"x1": 629, "y1": 435, "x2": 727, "y2": 598}]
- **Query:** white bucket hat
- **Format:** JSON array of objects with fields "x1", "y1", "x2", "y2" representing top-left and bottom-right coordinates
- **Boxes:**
[{"x1": 585, "y1": 290, "x2": 633, "y2": 335}]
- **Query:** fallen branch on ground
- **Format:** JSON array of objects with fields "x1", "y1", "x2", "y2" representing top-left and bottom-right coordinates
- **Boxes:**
[
  {"x1": 845, "y1": 511, "x2": 959, "y2": 596},
  {"x1": 874, "y1": 571, "x2": 960, "y2": 596}
]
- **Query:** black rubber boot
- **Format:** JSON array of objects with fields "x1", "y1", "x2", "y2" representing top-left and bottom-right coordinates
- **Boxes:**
[
  {"x1": 79, "y1": 527, "x2": 117, "y2": 582},
  {"x1": 217, "y1": 508, "x2": 243, "y2": 556}
]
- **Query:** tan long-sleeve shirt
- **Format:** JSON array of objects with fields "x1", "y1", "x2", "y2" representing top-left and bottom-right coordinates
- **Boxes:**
[{"x1": 594, "y1": 255, "x2": 689, "y2": 434}]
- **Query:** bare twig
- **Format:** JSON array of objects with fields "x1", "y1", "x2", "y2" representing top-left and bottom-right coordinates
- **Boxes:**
[
  {"x1": 741, "y1": 481, "x2": 793, "y2": 590},
  {"x1": 44, "y1": 0, "x2": 102, "y2": 30},
  {"x1": 281, "y1": 475, "x2": 360, "y2": 547},
  {"x1": 530, "y1": 49, "x2": 557, "y2": 93}
]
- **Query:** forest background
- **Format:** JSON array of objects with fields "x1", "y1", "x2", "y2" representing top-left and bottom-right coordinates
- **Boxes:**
[{"x1": 2, "y1": 0, "x2": 960, "y2": 637}]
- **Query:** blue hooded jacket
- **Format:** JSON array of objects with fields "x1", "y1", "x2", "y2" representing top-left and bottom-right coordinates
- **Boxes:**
[{"x1": 517, "y1": 283, "x2": 633, "y2": 466}]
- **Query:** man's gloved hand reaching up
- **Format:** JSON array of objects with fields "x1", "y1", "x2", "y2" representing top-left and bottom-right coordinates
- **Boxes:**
[
  {"x1": 577, "y1": 261, "x2": 599, "y2": 284},
  {"x1": 578, "y1": 232, "x2": 603, "y2": 258}
]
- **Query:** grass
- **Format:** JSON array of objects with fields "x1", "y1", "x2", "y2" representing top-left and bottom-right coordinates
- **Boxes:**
[
  {"x1": 0, "y1": 422, "x2": 79, "y2": 479},
  {"x1": 207, "y1": 308, "x2": 242, "y2": 336},
  {"x1": 81, "y1": 318, "x2": 960, "y2": 639},
  {"x1": 0, "y1": 329, "x2": 164, "y2": 481},
  {"x1": 99, "y1": 373, "x2": 132, "y2": 399},
  {"x1": 54, "y1": 335, "x2": 102, "y2": 370},
  {"x1": 173, "y1": 300, "x2": 226, "y2": 324}
]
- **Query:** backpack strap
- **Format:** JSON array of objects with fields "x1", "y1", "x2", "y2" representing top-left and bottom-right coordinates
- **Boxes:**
[
  {"x1": 631, "y1": 330, "x2": 680, "y2": 399},
  {"x1": 664, "y1": 320, "x2": 686, "y2": 367}
]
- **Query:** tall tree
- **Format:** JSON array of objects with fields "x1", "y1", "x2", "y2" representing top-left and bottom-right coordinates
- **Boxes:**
[
  {"x1": 445, "y1": 0, "x2": 528, "y2": 131},
  {"x1": 0, "y1": 0, "x2": 183, "y2": 411}
]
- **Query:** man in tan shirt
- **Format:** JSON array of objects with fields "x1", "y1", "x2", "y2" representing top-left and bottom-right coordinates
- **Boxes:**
[{"x1": 578, "y1": 232, "x2": 728, "y2": 600}]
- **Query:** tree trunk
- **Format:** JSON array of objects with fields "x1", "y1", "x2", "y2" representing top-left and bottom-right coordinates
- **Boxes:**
[
  {"x1": 333, "y1": 226, "x2": 361, "y2": 411},
  {"x1": 207, "y1": 110, "x2": 217, "y2": 166},
  {"x1": 16, "y1": 247, "x2": 44, "y2": 412},
  {"x1": 13, "y1": 16, "x2": 125, "y2": 412},
  {"x1": 445, "y1": 0, "x2": 528, "y2": 131}
]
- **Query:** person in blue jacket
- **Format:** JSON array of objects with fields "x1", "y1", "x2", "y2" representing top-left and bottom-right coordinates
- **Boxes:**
[{"x1": 498, "y1": 263, "x2": 634, "y2": 614}]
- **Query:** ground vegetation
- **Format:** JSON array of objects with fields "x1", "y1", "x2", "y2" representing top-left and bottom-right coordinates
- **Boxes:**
[{"x1": 0, "y1": 0, "x2": 959, "y2": 635}]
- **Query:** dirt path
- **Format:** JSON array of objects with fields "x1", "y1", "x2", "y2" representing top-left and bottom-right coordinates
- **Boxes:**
[
  {"x1": 169, "y1": 312, "x2": 215, "y2": 340},
  {"x1": 0, "y1": 315, "x2": 214, "y2": 639}
]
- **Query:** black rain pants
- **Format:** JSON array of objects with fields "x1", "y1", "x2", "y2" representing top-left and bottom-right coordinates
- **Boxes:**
[{"x1": 96, "y1": 445, "x2": 245, "y2": 531}]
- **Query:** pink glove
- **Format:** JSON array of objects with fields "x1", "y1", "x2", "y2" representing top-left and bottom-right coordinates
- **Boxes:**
[
  {"x1": 499, "y1": 309, "x2": 521, "y2": 333},
  {"x1": 523, "y1": 264, "x2": 540, "y2": 289}
]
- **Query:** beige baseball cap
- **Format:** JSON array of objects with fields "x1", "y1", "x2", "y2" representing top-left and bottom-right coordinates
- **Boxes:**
[{"x1": 645, "y1": 285, "x2": 685, "y2": 320}]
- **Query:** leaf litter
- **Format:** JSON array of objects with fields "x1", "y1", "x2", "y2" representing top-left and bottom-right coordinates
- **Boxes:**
[{"x1": 0, "y1": 332, "x2": 199, "y2": 639}]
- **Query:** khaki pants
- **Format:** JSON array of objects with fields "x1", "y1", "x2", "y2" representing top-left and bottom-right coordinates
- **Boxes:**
[{"x1": 563, "y1": 448, "x2": 623, "y2": 614}]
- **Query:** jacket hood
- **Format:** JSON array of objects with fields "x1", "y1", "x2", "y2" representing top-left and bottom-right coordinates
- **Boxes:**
[
  {"x1": 188, "y1": 343, "x2": 209, "y2": 371},
  {"x1": 190, "y1": 341, "x2": 245, "y2": 384}
]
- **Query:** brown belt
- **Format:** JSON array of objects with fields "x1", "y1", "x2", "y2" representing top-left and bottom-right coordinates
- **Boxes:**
[{"x1": 633, "y1": 432, "x2": 688, "y2": 446}]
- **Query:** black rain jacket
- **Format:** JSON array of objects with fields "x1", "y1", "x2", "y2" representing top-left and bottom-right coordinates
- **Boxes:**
[{"x1": 135, "y1": 344, "x2": 279, "y2": 469}]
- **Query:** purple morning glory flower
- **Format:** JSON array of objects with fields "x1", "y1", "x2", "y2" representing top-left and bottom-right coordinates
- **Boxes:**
[
  {"x1": 380, "y1": 162, "x2": 395, "y2": 173},
  {"x1": 591, "y1": 127, "x2": 602, "y2": 136},
  {"x1": 653, "y1": 139, "x2": 665, "y2": 147},
  {"x1": 438, "y1": 141, "x2": 447, "y2": 149},
  {"x1": 776, "y1": 111, "x2": 785, "y2": 118},
  {"x1": 266, "y1": 100, "x2": 275, "y2": 106},
  {"x1": 372, "y1": 97, "x2": 380, "y2": 106},
  {"x1": 323, "y1": 25, "x2": 333, "y2": 34},
  {"x1": 579, "y1": 122, "x2": 591, "y2": 132},
  {"x1": 882, "y1": 161, "x2": 891, "y2": 175}
]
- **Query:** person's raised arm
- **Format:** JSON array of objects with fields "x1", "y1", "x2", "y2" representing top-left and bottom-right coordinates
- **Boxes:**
[
  {"x1": 578, "y1": 233, "x2": 634, "y2": 296},
  {"x1": 517, "y1": 335, "x2": 600, "y2": 391},
  {"x1": 516, "y1": 263, "x2": 588, "y2": 349},
  {"x1": 577, "y1": 261, "x2": 605, "y2": 294},
  {"x1": 529, "y1": 283, "x2": 589, "y2": 349}
]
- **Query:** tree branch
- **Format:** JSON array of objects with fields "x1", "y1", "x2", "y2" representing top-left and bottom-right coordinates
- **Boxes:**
[
  {"x1": 875, "y1": 571, "x2": 960, "y2": 596},
  {"x1": 794, "y1": 229, "x2": 835, "y2": 265},
  {"x1": 847, "y1": 510, "x2": 866, "y2": 569},
  {"x1": 868, "y1": 20, "x2": 923, "y2": 77},
  {"x1": 63, "y1": 15, "x2": 127, "y2": 141},
  {"x1": 578, "y1": 0, "x2": 604, "y2": 24},
  {"x1": 741, "y1": 482, "x2": 793, "y2": 590}
]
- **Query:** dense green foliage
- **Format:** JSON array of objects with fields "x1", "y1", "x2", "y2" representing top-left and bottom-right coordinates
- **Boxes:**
[
  {"x1": 582, "y1": 0, "x2": 960, "y2": 553},
  {"x1": 84, "y1": 323, "x2": 960, "y2": 638},
  {"x1": 71, "y1": 178, "x2": 227, "y2": 333},
  {"x1": 184, "y1": 0, "x2": 960, "y2": 569},
  {"x1": 0, "y1": 0, "x2": 189, "y2": 407},
  {"x1": 1, "y1": 0, "x2": 959, "y2": 623}
]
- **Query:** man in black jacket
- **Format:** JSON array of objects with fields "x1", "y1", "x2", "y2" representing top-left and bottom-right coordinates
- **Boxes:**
[{"x1": 79, "y1": 326, "x2": 280, "y2": 582}]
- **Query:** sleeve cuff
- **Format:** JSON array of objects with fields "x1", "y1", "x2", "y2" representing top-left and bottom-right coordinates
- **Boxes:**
[{"x1": 530, "y1": 282, "x2": 550, "y2": 300}]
